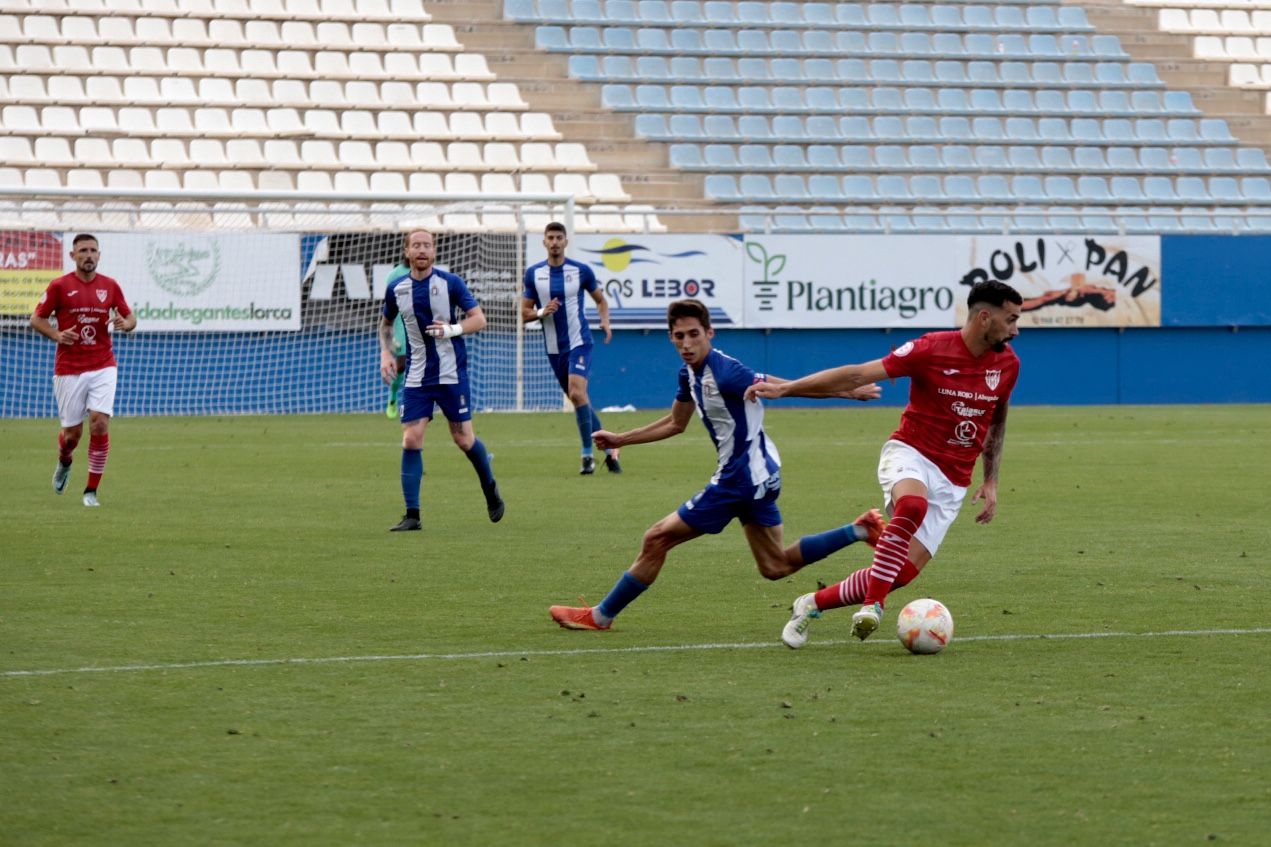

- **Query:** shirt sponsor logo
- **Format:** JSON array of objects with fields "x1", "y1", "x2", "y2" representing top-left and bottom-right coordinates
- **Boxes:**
[
  {"x1": 952, "y1": 420, "x2": 978, "y2": 446},
  {"x1": 985, "y1": 369, "x2": 1001, "y2": 390},
  {"x1": 951, "y1": 401, "x2": 987, "y2": 418},
  {"x1": 942, "y1": 368, "x2": 958, "y2": 375}
]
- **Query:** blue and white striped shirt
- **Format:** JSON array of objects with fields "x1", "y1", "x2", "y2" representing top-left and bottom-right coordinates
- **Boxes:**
[
  {"x1": 522, "y1": 257, "x2": 599, "y2": 355},
  {"x1": 382, "y1": 267, "x2": 478, "y2": 387},
  {"x1": 676, "y1": 349, "x2": 781, "y2": 491}
]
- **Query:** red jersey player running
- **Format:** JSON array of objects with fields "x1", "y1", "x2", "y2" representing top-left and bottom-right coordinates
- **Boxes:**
[
  {"x1": 30, "y1": 234, "x2": 136, "y2": 507},
  {"x1": 747, "y1": 280, "x2": 1022, "y2": 647}
]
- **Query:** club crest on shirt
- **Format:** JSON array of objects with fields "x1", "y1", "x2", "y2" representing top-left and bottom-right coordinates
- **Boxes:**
[
  {"x1": 96, "y1": 289, "x2": 107, "y2": 302},
  {"x1": 893, "y1": 341, "x2": 914, "y2": 357},
  {"x1": 985, "y1": 369, "x2": 1001, "y2": 390},
  {"x1": 431, "y1": 285, "x2": 440, "y2": 298}
]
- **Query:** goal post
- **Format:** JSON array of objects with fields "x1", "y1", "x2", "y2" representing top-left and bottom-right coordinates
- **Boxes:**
[{"x1": 0, "y1": 188, "x2": 574, "y2": 418}]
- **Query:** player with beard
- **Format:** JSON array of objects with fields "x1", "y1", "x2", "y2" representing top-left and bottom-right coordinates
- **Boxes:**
[{"x1": 747, "y1": 281, "x2": 1023, "y2": 648}]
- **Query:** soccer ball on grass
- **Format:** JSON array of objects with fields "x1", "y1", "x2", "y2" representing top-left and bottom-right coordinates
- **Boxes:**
[{"x1": 896, "y1": 598, "x2": 954, "y2": 654}]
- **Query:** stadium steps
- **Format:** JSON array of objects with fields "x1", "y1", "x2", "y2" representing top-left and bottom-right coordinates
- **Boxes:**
[
  {"x1": 1082, "y1": 1, "x2": 1271, "y2": 145},
  {"x1": 422, "y1": 0, "x2": 737, "y2": 231}
]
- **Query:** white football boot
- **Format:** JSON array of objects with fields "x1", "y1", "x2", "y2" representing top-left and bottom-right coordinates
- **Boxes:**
[
  {"x1": 851, "y1": 602, "x2": 883, "y2": 641},
  {"x1": 781, "y1": 593, "x2": 820, "y2": 649},
  {"x1": 82, "y1": 491, "x2": 100, "y2": 507}
]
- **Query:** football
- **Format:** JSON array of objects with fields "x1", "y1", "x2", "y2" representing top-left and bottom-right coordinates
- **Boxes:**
[{"x1": 896, "y1": 598, "x2": 955, "y2": 654}]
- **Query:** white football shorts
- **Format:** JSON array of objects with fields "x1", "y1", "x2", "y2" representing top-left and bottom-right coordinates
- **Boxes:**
[
  {"x1": 53, "y1": 366, "x2": 117, "y2": 428},
  {"x1": 876, "y1": 439, "x2": 968, "y2": 558}
]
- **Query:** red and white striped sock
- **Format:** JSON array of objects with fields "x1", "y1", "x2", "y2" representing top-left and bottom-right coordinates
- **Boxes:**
[
  {"x1": 862, "y1": 495, "x2": 928, "y2": 606},
  {"x1": 813, "y1": 559, "x2": 921, "y2": 612},
  {"x1": 57, "y1": 432, "x2": 75, "y2": 465},
  {"x1": 86, "y1": 433, "x2": 109, "y2": 491}
]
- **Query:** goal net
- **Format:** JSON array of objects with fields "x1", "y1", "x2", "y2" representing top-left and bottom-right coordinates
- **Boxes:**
[{"x1": 0, "y1": 191, "x2": 573, "y2": 418}]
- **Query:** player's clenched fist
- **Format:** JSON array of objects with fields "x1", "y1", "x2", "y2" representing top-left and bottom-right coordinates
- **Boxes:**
[{"x1": 745, "y1": 380, "x2": 784, "y2": 402}]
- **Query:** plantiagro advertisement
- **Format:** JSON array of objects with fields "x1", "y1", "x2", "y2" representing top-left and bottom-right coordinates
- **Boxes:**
[
  {"x1": 743, "y1": 235, "x2": 961, "y2": 328},
  {"x1": 0, "y1": 231, "x2": 64, "y2": 317},
  {"x1": 956, "y1": 235, "x2": 1161, "y2": 327},
  {"x1": 69, "y1": 232, "x2": 302, "y2": 331},
  {"x1": 527, "y1": 233, "x2": 746, "y2": 328}
]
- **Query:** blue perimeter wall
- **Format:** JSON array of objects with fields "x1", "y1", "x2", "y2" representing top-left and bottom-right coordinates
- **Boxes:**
[{"x1": 585, "y1": 326, "x2": 1271, "y2": 409}]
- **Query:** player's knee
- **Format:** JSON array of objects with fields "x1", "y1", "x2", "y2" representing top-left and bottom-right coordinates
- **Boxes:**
[
  {"x1": 451, "y1": 431, "x2": 474, "y2": 450},
  {"x1": 756, "y1": 555, "x2": 789, "y2": 580},
  {"x1": 641, "y1": 525, "x2": 674, "y2": 556}
]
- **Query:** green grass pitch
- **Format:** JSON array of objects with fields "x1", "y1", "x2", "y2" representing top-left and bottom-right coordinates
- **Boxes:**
[{"x1": 2, "y1": 405, "x2": 1269, "y2": 846}]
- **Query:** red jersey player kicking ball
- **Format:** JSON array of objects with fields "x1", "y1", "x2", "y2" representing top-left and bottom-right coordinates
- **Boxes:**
[
  {"x1": 30, "y1": 234, "x2": 136, "y2": 507},
  {"x1": 747, "y1": 280, "x2": 1022, "y2": 648}
]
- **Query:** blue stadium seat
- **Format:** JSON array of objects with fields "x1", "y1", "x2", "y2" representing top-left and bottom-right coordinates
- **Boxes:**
[
  {"x1": 1180, "y1": 213, "x2": 1217, "y2": 233},
  {"x1": 1074, "y1": 146, "x2": 1108, "y2": 170},
  {"x1": 668, "y1": 56, "x2": 702, "y2": 79},
  {"x1": 1208, "y1": 176, "x2": 1240, "y2": 202},
  {"x1": 1078, "y1": 176, "x2": 1111, "y2": 202},
  {"x1": 770, "y1": 30, "x2": 803, "y2": 55},
  {"x1": 771, "y1": 2, "x2": 803, "y2": 25},
  {"x1": 1038, "y1": 117, "x2": 1070, "y2": 142},
  {"x1": 540, "y1": 0, "x2": 570, "y2": 19},
  {"x1": 870, "y1": 59, "x2": 902, "y2": 83},
  {"x1": 877, "y1": 174, "x2": 913, "y2": 200},
  {"x1": 841, "y1": 175, "x2": 877, "y2": 201},
  {"x1": 703, "y1": 57, "x2": 738, "y2": 82},
  {"x1": 805, "y1": 87, "x2": 838, "y2": 111},
  {"x1": 604, "y1": 27, "x2": 637, "y2": 50},
  {"x1": 1167, "y1": 119, "x2": 1198, "y2": 143},
  {"x1": 874, "y1": 88, "x2": 904, "y2": 110},
  {"x1": 839, "y1": 116, "x2": 872, "y2": 140},
  {"x1": 1102, "y1": 90, "x2": 1133, "y2": 114},
  {"x1": 1164, "y1": 91, "x2": 1199, "y2": 114},
  {"x1": 1102, "y1": 119, "x2": 1134, "y2": 145},
  {"x1": 931, "y1": 5, "x2": 962, "y2": 29},
  {"x1": 900, "y1": 4, "x2": 930, "y2": 27},
  {"x1": 995, "y1": 6, "x2": 1026, "y2": 29},
  {"x1": 904, "y1": 88, "x2": 936, "y2": 111},
  {"x1": 1031, "y1": 62, "x2": 1062, "y2": 85},
  {"x1": 880, "y1": 208, "x2": 917, "y2": 233},
  {"x1": 1013, "y1": 175, "x2": 1046, "y2": 202},
  {"x1": 774, "y1": 174, "x2": 809, "y2": 201},
  {"x1": 635, "y1": 85, "x2": 669, "y2": 109},
  {"x1": 972, "y1": 117, "x2": 1003, "y2": 141},
  {"x1": 803, "y1": 2, "x2": 833, "y2": 25},
  {"x1": 699, "y1": 29, "x2": 733, "y2": 51},
  {"x1": 1071, "y1": 119, "x2": 1102, "y2": 143},
  {"x1": 706, "y1": 86, "x2": 739, "y2": 111},
  {"x1": 505, "y1": 0, "x2": 537, "y2": 21},
  {"x1": 809, "y1": 144, "x2": 843, "y2": 168},
  {"x1": 1061, "y1": 90, "x2": 1092, "y2": 113},
  {"x1": 909, "y1": 174, "x2": 943, "y2": 201},
  {"x1": 607, "y1": 0, "x2": 640, "y2": 23},
  {"x1": 835, "y1": 31, "x2": 867, "y2": 52},
  {"x1": 1090, "y1": 35, "x2": 1126, "y2": 59},
  {"x1": 670, "y1": 85, "x2": 704, "y2": 110},
  {"x1": 1144, "y1": 176, "x2": 1176, "y2": 202},
  {"x1": 1005, "y1": 117, "x2": 1038, "y2": 142},
  {"x1": 1138, "y1": 147, "x2": 1169, "y2": 170},
  {"x1": 1063, "y1": 63, "x2": 1095, "y2": 85},
  {"x1": 867, "y1": 3, "x2": 900, "y2": 27},
  {"x1": 702, "y1": 114, "x2": 738, "y2": 139},
  {"x1": 738, "y1": 144, "x2": 772, "y2": 169},
  {"x1": 1082, "y1": 208, "x2": 1119, "y2": 233},
  {"x1": 702, "y1": 0, "x2": 736, "y2": 23},
  {"x1": 740, "y1": 57, "x2": 775, "y2": 81},
  {"x1": 901, "y1": 60, "x2": 935, "y2": 83},
  {"x1": 735, "y1": 87, "x2": 769, "y2": 112},
  {"x1": 1059, "y1": 6, "x2": 1093, "y2": 30},
  {"x1": 702, "y1": 144, "x2": 737, "y2": 167},
  {"x1": 772, "y1": 88, "x2": 806, "y2": 112},
  {"x1": 670, "y1": 0, "x2": 703, "y2": 24},
  {"x1": 935, "y1": 60, "x2": 967, "y2": 83},
  {"x1": 602, "y1": 55, "x2": 635, "y2": 78},
  {"x1": 637, "y1": 28, "x2": 671, "y2": 51},
  {"x1": 942, "y1": 145, "x2": 974, "y2": 170},
  {"x1": 704, "y1": 174, "x2": 738, "y2": 200},
  {"x1": 907, "y1": 115, "x2": 939, "y2": 140},
  {"x1": 1047, "y1": 207, "x2": 1082, "y2": 231},
  {"x1": 639, "y1": 0, "x2": 671, "y2": 23},
  {"x1": 1237, "y1": 148, "x2": 1270, "y2": 170},
  {"x1": 961, "y1": 5, "x2": 993, "y2": 28},
  {"x1": 1040, "y1": 146, "x2": 1074, "y2": 169},
  {"x1": 941, "y1": 116, "x2": 973, "y2": 140},
  {"x1": 804, "y1": 58, "x2": 838, "y2": 83},
  {"x1": 840, "y1": 88, "x2": 871, "y2": 111},
  {"x1": 968, "y1": 61, "x2": 1000, "y2": 84},
  {"x1": 739, "y1": 174, "x2": 776, "y2": 201},
  {"x1": 963, "y1": 33, "x2": 995, "y2": 58},
  {"x1": 601, "y1": 84, "x2": 634, "y2": 108},
  {"x1": 671, "y1": 29, "x2": 703, "y2": 51},
  {"x1": 975, "y1": 145, "x2": 1008, "y2": 169},
  {"x1": 737, "y1": 30, "x2": 770, "y2": 54},
  {"x1": 737, "y1": 1, "x2": 769, "y2": 24},
  {"x1": 1200, "y1": 119, "x2": 1236, "y2": 143},
  {"x1": 944, "y1": 175, "x2": 977, "y2": 202},
  {"x1": 1025, "y1": 6, "x2": 1058, "y2": 29},
  {"x1": 804, "y1": 115, "x2": 838, "y2": 141},
  {"x1": 668, "y1": 144, "x2": 702, "y2": 167},
  {"x1": 901, "y1": 32, "x2": 934, "y2": 55},
  {"x1": 1171, "y1": 147, "x2": 1203, "y2": 170},
  {"x1": 571, "y1": 26, "x2": 603, "y2": 49},
  {"x1": 635, "y1": 55, "x2": 670, "y2": 80},
  {"x1": 568, "y1": 55, "x2": 601, "y2": 79},
  {"x1": 738, "y1": 206, "x2": 773, "y2": 232},
  {"x1": 977, "y1": 174, "x2": 1011, "y2": 201},
  {"x1": 969, "y1": 89, "x2": 1002, "y2": 113},
  {"x1": 802, "y1": 30, "x2": 834, "y2": 53},
  {"x1": 1008, "y1": 146, "x2": 1041, "y2": 169},
  {"x1": 838, "y1": 145, "x2": 871, "y2": 168},
  {"x1": 668, "y1": 114, "x2": 704, "y2": 139},
  {"x1": 573, "y1": 0, "x2": 604, "y2": 21},
  {"x1": 1003, "y1": 89, "x2": 1036, "y2": 113},
  {"x1": 1127, "y1": 63, "x2": 1161, "y2": 86},
  {"x1": 1044, "y1": 175, "x2": 1077, "y2": 201},
  {"x1": 535, "y1": 26, "x2": 568, "y2": 49},
  {"x1": 874, "y1": 115, "x2": 904, "y2": 139},
  {"x1": 1240, "y1": 177, "x2": 1271, "y2": 201},
  {"x1": 633, "y1": 113, "x2": 667, "y2": 137},
  {"x1": 769, "y1": 115, "x2": 804, "y2": 140},
  {"x1": 808, "y1": 208, "x2": 846, "y2": 231},
  {"x1": 1061, "y1": 35, "x2": 1093, "y2": 57},
  {"x1": 1148, "y1": 210, "x2": 1182, "y2": 233},
  {"x1": 909, "y1": 145, "x2": 940, "y2": 169},
  {"x1": 939, "y1": 88, "x2": 971, "y2": 112},
  {"x1": 874, "y1": 145, "x2": 908, "y2": 170},
  {"x1": 932, "y1": 32, "x2": 964, "y2": 56},
  {"x1": 774, "y1": 145, "x2": 808, "y2": 169},
  {"x1": 1105, "y1": 147, "x2": 1138, "y2": 171}
]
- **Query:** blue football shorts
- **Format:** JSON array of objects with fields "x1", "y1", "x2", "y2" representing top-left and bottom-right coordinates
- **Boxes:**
[
  {"x1": 547, "y1": 344, "x2": 593, "y2": 392},
  {"x1": 677, "y1": 475, "x2": 782, "y2": 535},
  {"x1": 400, "y1": 379, "x2": 472, "y2": 424}
]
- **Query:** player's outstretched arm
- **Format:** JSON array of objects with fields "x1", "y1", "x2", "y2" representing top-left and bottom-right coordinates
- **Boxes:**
[
  {"x1": 594, "y1": 400, "x2": 694, "y2": 450},
  {"x1": 745, "y1": 360, "x2": 888, "y2": 402}
]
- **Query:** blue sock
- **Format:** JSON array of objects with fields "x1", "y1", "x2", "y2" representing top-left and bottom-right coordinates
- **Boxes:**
[
  {"x1": 574, "y1": 404, "x2": 595, "y2": 456},
  {"x1": 797, "y1": 524, "x2": 861, "y2": 566},
  {"x1": 464, "y1": 438, "x2": 496, "y2": 489},
  {"x1": 595, "y1": 572, "x2": 649, "y2": 623},
  {"x1": 589, "y1": 408, "x2": 607, "y2": 453},
  {"x1": 400, "y1": 448, "x2": 423, "y2": 511}
]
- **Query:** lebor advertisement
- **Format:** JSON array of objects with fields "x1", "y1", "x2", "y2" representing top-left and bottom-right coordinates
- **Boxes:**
[{"x1": 72, "y1": 232, "x2": 301, "y2": 332}]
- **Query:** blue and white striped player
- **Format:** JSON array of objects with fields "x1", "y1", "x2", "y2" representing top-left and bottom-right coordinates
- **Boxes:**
[
  {"x1": 549, "y1": 299, "x2": 885, "y2": 631},
  {"x1": 521, "y1": 221, "x2": 620, "y2": 476},
  {"x1": 379, "y1": 229, "x2": 504, "y2": 532}
]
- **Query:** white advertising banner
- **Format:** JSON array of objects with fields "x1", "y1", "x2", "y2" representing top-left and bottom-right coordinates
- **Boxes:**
[
  {"x1": 742, "y1": 235, "x2": 963, "y2": 328},
  {"x1": 955, "y1": 234, "x2": 1162, "y2": 327},
  {"x1": 68, "y1": 232, "x2": 301, "y2": 331},
  {"x1": 525, "y1": 233, "x2": 745, "y2": 328}
]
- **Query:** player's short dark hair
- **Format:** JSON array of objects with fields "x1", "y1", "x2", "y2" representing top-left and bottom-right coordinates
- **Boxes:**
[
  {"x1": 967, "y1": 280, "x2": 1023, "y2": 310},
  {"x1": 544, "y1": 221, "x2": 567, "y2": 236},
  {"x1": 667, "y1": 298, "x2": 711, "y2": 330},
  {"x1": 71, "y1": 233, "x2": 97, "y2": 247},
  {"x1": 401, "y1": 229, "x2": 434, "y2": 250}
]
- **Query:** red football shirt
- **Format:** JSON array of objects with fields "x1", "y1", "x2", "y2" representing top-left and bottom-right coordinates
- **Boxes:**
[
  {"x1": 33, "y1": 272, "x2": 132, "y2": 376},
  {"x1": 881, "y1": 330, "x2": 1021, "y2": 487}
]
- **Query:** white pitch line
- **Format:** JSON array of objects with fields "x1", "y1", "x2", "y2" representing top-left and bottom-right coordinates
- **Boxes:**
[{"x1": 3, "y1": 627, "x2": 1270, "y2": 680}]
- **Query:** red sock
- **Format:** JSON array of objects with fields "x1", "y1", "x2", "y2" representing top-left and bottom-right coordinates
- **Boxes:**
[
  {"x1": 814, "y1": 559, "x2": 922, "y2": 612},
  {"x1": 58, "y1": 432, "x2": 75, "y2": 465},
  {"x1": 862, "y1": 495, "x2": 927, "y2": 606},
  {"x1": 86, "y1": 433, "x2": 109, "y2": 491}
]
